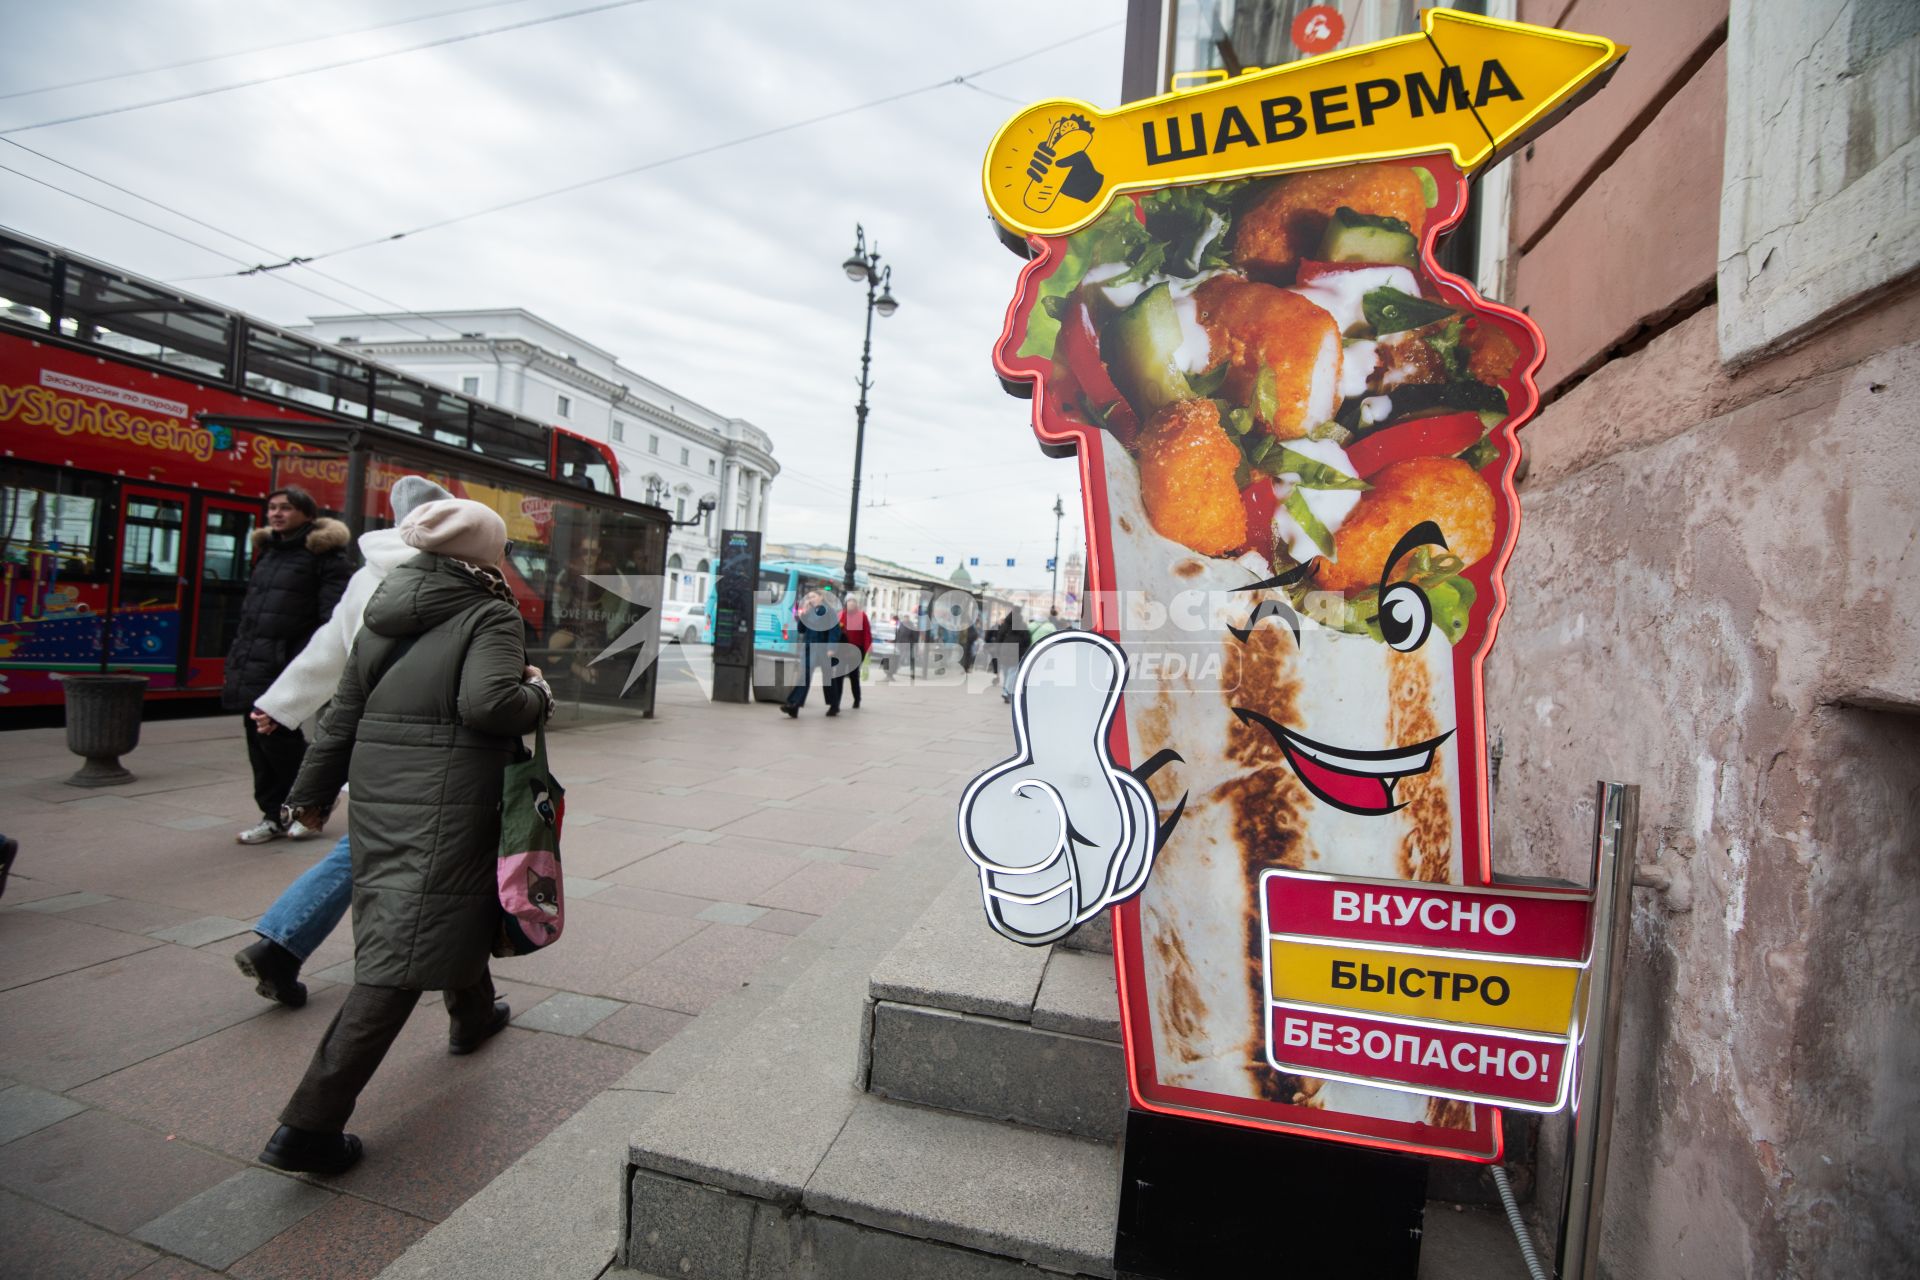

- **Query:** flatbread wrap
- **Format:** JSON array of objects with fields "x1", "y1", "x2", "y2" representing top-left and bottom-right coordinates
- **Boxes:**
[{"x1": 992, "y1": 155, "x2": 1540, "y2": 1154}]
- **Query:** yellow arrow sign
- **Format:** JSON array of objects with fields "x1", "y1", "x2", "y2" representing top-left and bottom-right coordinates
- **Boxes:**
[{"x1": 983, "y1": 9, "x2": 1625, "y2": 240}]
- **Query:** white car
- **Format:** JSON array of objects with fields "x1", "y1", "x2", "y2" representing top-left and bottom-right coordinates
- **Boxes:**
[{"x1": 659, "y1": 600, "x2": 710, "y2": 645}]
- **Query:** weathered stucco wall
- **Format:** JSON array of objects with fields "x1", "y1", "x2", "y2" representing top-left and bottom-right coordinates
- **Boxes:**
[{"x1": 1485, "y1": 286, "x2": 1920, "y2": 1277}]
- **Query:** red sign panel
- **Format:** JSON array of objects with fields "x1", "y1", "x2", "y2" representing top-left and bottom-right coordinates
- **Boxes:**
[
  {"x1": 1269, "y1": 1007, "x2": 1571, "y2": 1109},
  {"x1": 1263, "y1": 870, "x2": 1589, "y2": 961},
  {"x1": 1262, "y1": 868, "x2": 1592, "y2": 1111}
]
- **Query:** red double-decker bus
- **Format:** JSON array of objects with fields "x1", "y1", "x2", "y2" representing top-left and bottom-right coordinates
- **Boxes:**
[{"x1": 1, "y1": 230, "x2": 666, "y2": 712}]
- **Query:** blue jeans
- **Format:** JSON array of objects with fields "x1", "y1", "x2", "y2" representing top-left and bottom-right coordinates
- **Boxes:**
[{"x1": 254, "y1": 834, "x2": 352, "y2": 962}]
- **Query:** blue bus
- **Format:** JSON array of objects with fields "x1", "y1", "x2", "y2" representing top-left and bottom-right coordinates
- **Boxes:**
[{"x1": 714, "y1": 559, "x2": 869, "y2": 702}]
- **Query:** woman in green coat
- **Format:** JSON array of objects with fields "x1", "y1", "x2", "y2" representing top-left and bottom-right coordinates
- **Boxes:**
[{"x1": 262, "y1": 498, "x2": 552, "y2": 1176}]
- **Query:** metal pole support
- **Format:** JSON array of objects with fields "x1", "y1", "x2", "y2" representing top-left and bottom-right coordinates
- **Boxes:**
[{"x1": 1556, "y1": 781, "x2": 1640, "y2": 1280}]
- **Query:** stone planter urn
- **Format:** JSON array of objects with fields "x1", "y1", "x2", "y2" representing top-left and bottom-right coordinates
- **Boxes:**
[{"x1": 58, "y1": 673, "x2": 150, "y2": 787}]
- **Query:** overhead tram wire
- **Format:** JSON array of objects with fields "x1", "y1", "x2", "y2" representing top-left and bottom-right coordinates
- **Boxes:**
[
  {"x1": 0, "y1": 0, "x2": 538, "y2": 103},
  {"x1": 229, "y1": 19, "x2": 1124, "y2": 274},
  {"x1": 0, "y1": 19, "x2": 1119, "y2": 367},
  {"x1": 0, "y1": 168, "x2": 252, "y2": 270},
  {"x1": 956, "y1": 81, "x2": 1027, "y2": 107},
  {"x1": 0, "y1": 162, "x2": 465, "y2": 346},
  {"x1": 774, "y1": 465, "x2": 955, "y2": 549},
  {"x1": 0, "y1": 135, "x2": 464, "y2": 340},
  {"x1": 0, "y1": 0, "x2": 661, "y2": 135}
]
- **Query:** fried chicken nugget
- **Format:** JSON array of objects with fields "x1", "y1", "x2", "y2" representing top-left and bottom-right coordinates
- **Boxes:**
[
  {"x1": 1232, "y1": 164, "x2": 1429, "y2": 282},
  {"x1": 1137, "y1": 398, "x2": 1246, "y2": 556},
  {"x1": 1464, "y1": 323, "x2": 1522, "y2": 383},
  {"x1": 1194, "y1": 277, "x2": 1340, "y2": 438},
  {"x1": 1315, "y1": 455, "x2": 1494, "y2": 592}
]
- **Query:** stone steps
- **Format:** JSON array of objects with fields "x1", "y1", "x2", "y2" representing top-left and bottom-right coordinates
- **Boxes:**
[
  {"x1": 627, "y1": 1096, "x2": 1118, "y2": 1279},
  {"x1": 621, "y1": 834, "x2": 1126, "y2": 1280},
  {"x1": 865, "y1": 877, "x2": 1125, "y2": 1142},
  {"x1": 621, "y1": 850, "x2": 1533, "y2": 1279}
]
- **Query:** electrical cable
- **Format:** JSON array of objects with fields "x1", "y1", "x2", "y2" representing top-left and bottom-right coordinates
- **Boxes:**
[
  {"x1": 235, "y1": 18, "x2": 1122, "y2": 273},
  {"x1": 0, "y1": 14, "x2": 1116, "y2": 308},
  {"x1": 0, "y1": 168, "x2": 250, "y2": 267},
  {"x1": 955, "y1": 80, "x2": 1027, "y2": 106},
  {"x1": 0, "y1": 0, "x2": 659, "y2": 135},
  {"x1": 0, "y1": 0, "x2": 537, "y2": 103},
  {"x1": 0, "y1": 164, "x2": 460, "y2": 345},
  {"x1": 0, "y1": 13, "x2": 1118, "y2": 557},
  {"x1": 1490, "y1": 1164, "x2": 1551, "y2": 1280},
  {"x1": 0, "y1": 136, "x2": 459, "y2": 339}
]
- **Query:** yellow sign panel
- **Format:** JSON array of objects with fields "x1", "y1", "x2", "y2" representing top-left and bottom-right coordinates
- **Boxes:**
[
  {"x1": 1269, "y1": 940, "x2": 1580, "y2": 1035},
  {"x1": 983, "y1": 8, "x2": 1625, "y2": 239}
]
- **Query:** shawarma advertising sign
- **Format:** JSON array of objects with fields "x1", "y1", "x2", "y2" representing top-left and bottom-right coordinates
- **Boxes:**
[{"x1": 960, "y1": 10, "x2": 1625, "y2": 1161}]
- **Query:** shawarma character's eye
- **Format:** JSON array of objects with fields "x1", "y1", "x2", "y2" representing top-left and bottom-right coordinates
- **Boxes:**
[{"x1": 1377, "y1": 581, "x2": 1433, "y2": 652}]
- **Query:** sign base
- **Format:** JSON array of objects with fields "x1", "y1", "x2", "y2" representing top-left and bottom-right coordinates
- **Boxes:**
[
  {"x1": 1114, "y1": 1109, "x2": 1428, "y2": 1279},
  {"x1": 711, "y1": 663, "x2": 751, "y2": 704}
]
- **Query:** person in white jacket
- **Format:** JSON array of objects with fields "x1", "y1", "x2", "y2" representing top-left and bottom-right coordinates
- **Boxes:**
[{"x1": 234, "y1": 476, "x2": 453, "y2": 1007}]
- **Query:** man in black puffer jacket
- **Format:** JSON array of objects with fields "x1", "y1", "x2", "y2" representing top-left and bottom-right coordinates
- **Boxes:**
[{"x1": 223, "y1": 486, "x2": 353, "y2": 845}]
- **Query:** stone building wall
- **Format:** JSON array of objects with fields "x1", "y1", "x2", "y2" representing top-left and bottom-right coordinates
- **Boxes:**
[{"x1": 1490, "y1": 0, "x2": 1919, "y2": 1273}]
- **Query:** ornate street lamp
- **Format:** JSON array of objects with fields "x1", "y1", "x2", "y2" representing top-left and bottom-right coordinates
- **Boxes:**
[{"x1": 841, "y1": 224, "x2": 897, "y2": 595}]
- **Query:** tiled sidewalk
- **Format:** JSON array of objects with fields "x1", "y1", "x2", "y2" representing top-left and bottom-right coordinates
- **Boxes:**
[{"x1": 0, "y1": 652, "x2": 1006, "y2": 1279}]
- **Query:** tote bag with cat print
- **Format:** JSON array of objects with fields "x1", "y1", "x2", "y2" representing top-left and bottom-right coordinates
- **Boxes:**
[{"x1": 495, "y1": 721, "x2": 567, "y2": 957}]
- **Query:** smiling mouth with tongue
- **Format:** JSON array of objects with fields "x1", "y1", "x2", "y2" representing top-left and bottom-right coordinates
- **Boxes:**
[{"x1": 1231, "y1": 707, "x2": 1453, "y2": 816}]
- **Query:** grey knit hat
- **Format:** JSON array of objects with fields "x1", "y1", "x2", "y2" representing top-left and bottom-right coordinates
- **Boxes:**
[{"x1": 391, "y1": 475, "x2": 454, "y2": 521}]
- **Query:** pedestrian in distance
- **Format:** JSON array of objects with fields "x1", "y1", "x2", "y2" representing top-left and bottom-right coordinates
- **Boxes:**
[
  {"x1": 899, "y1": 610, "x2": 919, "y2": 682},
  {"x1": 991, "y1": 608, "x2": 1032, "y2": 703},
  {"x1": 959, "y1": 621, "x2": 978, "y2": 675},
  {"x1": 0, "y1": 833, "x2": 17, "y2": 900},
  {"x1": 779, "y1": 589, "x2": 844, "y2": 718},
  {"x1": 840, "y1": 593, "x2": 872, "y2": 709},
  {"x1": 260, "y1": 497, "x2": 552, "y2": 1177},
  {"x1": 235, "y1": 476, "x2": 454, "y2": 1009},
  {"x1": 226, "y1": 486, "x2": 354, "y2": 846}
]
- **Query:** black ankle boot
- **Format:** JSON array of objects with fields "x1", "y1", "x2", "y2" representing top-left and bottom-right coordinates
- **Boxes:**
[
  {"x1": 449, "y1": 1001, "x2": 511, "y2": 1055},
  {"x1": 260, "y1": 1125, "x2": 362, "y2": 1175},
  {"x1": 235, "y1": 938, "x2": 308, "y2": 1008}
]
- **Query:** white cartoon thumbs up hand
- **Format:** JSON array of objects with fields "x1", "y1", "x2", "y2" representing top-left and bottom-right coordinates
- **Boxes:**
[{"x1": 958, "y1": 632, "x2": 1159, "y2": 946}]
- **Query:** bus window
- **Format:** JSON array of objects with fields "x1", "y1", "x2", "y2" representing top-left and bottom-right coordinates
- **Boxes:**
[
  {"x1": 116, "y1": 492, "x2": 187, "y2": 674},
  {"x1": 371, "y1": 371, "x2": 429, "y2": 436},
  {"x1": 0, "y1": 241, "x2": 56, "y2": 329},
  {"x1": 800, "y1": 575, "x2": 840, "y2": 609},
  {"x1": 756, "y1": 569, "x2": 788, "y2": 606},
  {"x1": 1, "y1": 463, "x2": 113, "y2": 586},
  {"x1": 120, "y1": 495, "x2": 184, "y2": 581},
  {"x1": 60, "y1": 260, "x2": 232, "y2": 381},
  {"x1": 244, "y1": 326, "x2": 372, "y2": 420},
  {"x1": 194, "y1": 503, "x2": 254, "y2": 660},
  {"x1": 470, "y1": 407, "x2": 549, "y2": 472},
  {"x1": 555, "y1": 433, "x2": 615, "y2": 494}
]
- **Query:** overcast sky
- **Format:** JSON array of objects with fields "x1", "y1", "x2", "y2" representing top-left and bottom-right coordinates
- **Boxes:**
[{"x1": 0, "y1": 0, "x2": 1125, "y2": 590}]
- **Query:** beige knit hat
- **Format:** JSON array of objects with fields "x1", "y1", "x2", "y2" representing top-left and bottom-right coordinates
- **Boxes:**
[{"x1": 399, "y1": 498, "x2": 508, "y2": 565}]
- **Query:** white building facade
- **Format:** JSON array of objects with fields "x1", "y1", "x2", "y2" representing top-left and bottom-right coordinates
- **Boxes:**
[{"x1": 297, "y1": 308, "x2": 778, "y2": 605}]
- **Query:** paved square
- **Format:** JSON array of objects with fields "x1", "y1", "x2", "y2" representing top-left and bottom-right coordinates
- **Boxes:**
[
  {"x1": 132, "y1": 1169, "x2": 334, "y2": 1269},
  {"x1": 512, "y1": 992, "x2": 626, "y2": 1037},
  {"x1": 0, "y1": 1083, "x2": 86, "y2": 1146},
  {"x1": 0, "y1": 666, "x2": 1003, "y2": 1276}
]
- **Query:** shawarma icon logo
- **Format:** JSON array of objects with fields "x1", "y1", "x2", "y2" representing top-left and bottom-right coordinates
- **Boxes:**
[{"x1": 1023, "y1": 114, "x2": 1103, "y2": 213}]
